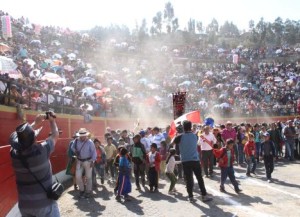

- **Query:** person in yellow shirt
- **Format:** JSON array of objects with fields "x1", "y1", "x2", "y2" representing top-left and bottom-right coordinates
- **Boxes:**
[{"x1": 104, "y1": 136, "x2": 117, "y2": 181}]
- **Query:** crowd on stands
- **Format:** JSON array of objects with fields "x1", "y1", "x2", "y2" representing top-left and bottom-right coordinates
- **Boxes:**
[{"x1": 0, "y1": 10, "x2": 300, "y2": 119}]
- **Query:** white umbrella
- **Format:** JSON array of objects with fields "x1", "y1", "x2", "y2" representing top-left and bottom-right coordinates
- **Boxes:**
[
  {"x1": 23, "y1": 59, "x2": 36, "y2": 67},
  {"x1": 179, "y1": 81, "x2": 192, "y2": 86},
  {"x1": 218, "y1": 48, "x2": 225, "y2": 53},
  {"x1": 205, "y1": 71, "x2": 213, "y2": 76},
  {"x1": 52, "y1": 53, "x2": 62, "y2": 59},
  {"x1": 62, "y1": 86, "x2": 74, "y2": 92},
  {"x1": 29, "y1": 69, "x2": 41, "y2": 78},
  {"x1": 122, "y1": 67, "x2": 130, "y2": 73},
  {"x1": 128, "y1": 46, "x2": 135, "y2": 51},
  {"x1": 82, "y1": 87, "x2": 98, "y2": 96},
  {"x1": 0, "y1": 56, "x2": 17, "y2": 71},
  {"x1": 80, "y1": 103, "x2": 93, "y2": 111},
  {"x1": 137, "y1": 78, "x2": 148, "y2": 84},
  {"x1": 124, "y1": 93, "x2": 133, "y2": 98},
  {"x1": 41, "y1": 72, "x2": 66, "y2": 85},
  {"x1": 67, "y1": 53, "x2": 76, "y2": 60},
  {"x1": 173, "y1": 49, "x2": 180, "y2": 53},
  {"x1": 274, "y1": 77, "x2": 283, "y2": 82},
  {"x1": 220, "y1": 102, "x2": 230, "y2": 108},
  {"x1": 275, "y1": 49, "x2": 282, "y2": 54},
  {"x1": 0, "y1": 70, "x2": 23, "y2": 79}
]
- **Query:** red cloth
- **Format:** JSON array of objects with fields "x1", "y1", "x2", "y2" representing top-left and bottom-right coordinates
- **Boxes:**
[
  {"x1": 169, "y1": 110, "x2": 201, "y2": 138},
  {"x1": 244, "y1": 141, "x2": 256, "y2": 156},
  {"x1": 213, "y1": 147, "x2": 235, "y2": 168}
]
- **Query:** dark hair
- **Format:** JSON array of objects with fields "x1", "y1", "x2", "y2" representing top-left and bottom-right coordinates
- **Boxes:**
[
  {"x1": 151, "y1": 143, "x2": 157, "y2": 149},
  {"x1": 120, "y1": 147, "x2": 128, "y2": 156},
  {"x1": 183, "y1": 120, "x2": 192, "y2": 132},
  {"x1": 226, "y1": 138, "x2": 235, "y2": 145},
  {"x1": 93, "y1": 138, "x2": 101, "y2": 144},
  {"x1": 133, "y1": 134, "x2": 141, "y2": 140},
  {"x1": 160, "y1": 140, "x2": 167, "y2": 147},
  {"x1": 153, "y1": 127, "x2": 159, "y2": 131},
  {"x1": 166, "y1": 148, "x2": 176, "y2": 164},
  {"x1": 106, "y1": 136, "x2": 113, "y2": 141}
]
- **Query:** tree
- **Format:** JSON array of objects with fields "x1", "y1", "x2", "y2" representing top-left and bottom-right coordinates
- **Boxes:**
[
  {"x1": 188, "y1": 18, "x2": 195, "y2": 33},
  {"x1": 164, "y1": 2, "x2": 179, "y2": 33},
  {"x1": 196, "y1": 21, "x2": 203, "y2": 33},
  {"x1": 152, "y1": 12, "x2": 163, "y2": 35},
  {"x1": 206, "y1": 18, "x2": 219, "y2": 44},
  {"x1": 220, "y1": 21, "x2": 240, "y2": 37},
  {"x1": 272, "y1": 17, "x2": 284, "y2": 45}
]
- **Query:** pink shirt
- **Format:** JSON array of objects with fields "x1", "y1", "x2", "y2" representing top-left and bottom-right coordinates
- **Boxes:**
[{"x1": 221, "y1": 128, "x2": 237, "y2": 142}]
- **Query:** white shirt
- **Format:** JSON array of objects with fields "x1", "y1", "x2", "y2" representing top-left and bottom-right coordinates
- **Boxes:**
[
  {"x1": 141, "y1": 137, "x2": 151, "y2": 153},
  {"x1": 198, "y1": 132, "x2": 217, "y2": 151},
  {"x1": 165, "y1": 156, "x2": 180, "y2": 173},
  {"x1": 151, "y1": 133, "x2": 165, "y2": 149}
]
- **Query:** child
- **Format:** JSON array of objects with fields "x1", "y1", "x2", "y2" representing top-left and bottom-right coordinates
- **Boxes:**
[
  {"x1": 93, "y1": 139, "x2": 106, "y2": 186},
  {"x1": 260, "y1": 132, "x2": 275, "y2": 183},
  {"x1": 213, "y1": 139, "x2": 242, "y2": 193},
  {"x1": 113, "y1": 145, "x2": 125, "y2": 195},
  {"x1": 147, "y1": 143, "x2": 161, "y2": 192},
  {"x1": 116, "y1": 148, "x2": 132, "y2": 202},
  {"x1": 244, "y1": 133, "x2": 257, "y2": 176},
  {"x1": 159, "y1": 141, "x2": 168, "y2": 176},
  {"x1": 165, "y1": 148, "x2": 181, "y2": 194}
]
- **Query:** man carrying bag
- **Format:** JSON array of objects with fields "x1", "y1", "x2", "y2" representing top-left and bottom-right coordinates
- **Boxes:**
[{"x1": 9, "y1": 111, "x2": 61, "y2": 217}]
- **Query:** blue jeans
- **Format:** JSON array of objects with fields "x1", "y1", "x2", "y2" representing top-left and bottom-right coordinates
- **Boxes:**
[
  {"x1": 246, "y1": 156, "x2": 256, "y2": 174},
  {"x1": 237, "y1": 144, "x2": 244, "y2": 164},
  {"x1": 220, "y1": 166, "x2": 239, "y2": 190},
  {"x1": 255, "y1": 142, "x2": 261, "y2": 161},
  {"x1": 285, "y1": 139, "x2": 295, "y2": 160}
]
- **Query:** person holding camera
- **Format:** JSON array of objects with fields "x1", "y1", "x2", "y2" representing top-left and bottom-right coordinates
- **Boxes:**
[{"x1": 9, "y1": 111, "x2": 60, "y2": 217}]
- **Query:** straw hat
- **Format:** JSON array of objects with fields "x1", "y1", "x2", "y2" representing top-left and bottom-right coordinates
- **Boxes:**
[{"x1": 76, "y1": 128, "x2": 90, "y2": 137}]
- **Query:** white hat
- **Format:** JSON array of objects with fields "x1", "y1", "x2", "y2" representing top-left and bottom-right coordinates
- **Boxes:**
[{"x1": 76, "y1": 128, "x2": 90, "y2": 137}]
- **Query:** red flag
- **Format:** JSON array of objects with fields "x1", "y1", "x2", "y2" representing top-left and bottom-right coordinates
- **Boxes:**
[{"x1": 169, "y1": 110, "x2": 201, "y2": 138}]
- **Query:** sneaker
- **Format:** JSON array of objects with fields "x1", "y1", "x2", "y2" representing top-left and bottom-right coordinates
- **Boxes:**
[
  {"x1": 79, "y1": 191, "x2": 85, "y2": 199},
  {"x1": 188, "y1": 197, "x2": 196, "y2": 203},
  {"x1": 136, "y1": 186, "x2": 141, "y2": 191},
  {"x1": 220, "y1": 187, "x2": 226, "y2": 193},
  {"x1": 246, "y1": 173, "x2": 251, "y2": 177},
  {"x1": 235, "y1": 188, "x2": 242, "y2": 194},
  {"x1": 154, "y1": 188, "x2": 159, "y2": 193},
  {"x1": 251, "y1": 171, "x2": 256, "y2": 175},
  {"x1": 115, "y1": 195, "x2": 121, "y2": 202},
  {"x1": 202, "y1": 195, "x2": 213, "y2": 202},
  {"x1": 267, "y1": 179, "x2": 272, "y2": 183}
]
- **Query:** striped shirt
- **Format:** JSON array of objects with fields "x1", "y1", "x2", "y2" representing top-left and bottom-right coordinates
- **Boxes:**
[{"x1": 10, "y1": 137, "x2": 54, "y2": 210}]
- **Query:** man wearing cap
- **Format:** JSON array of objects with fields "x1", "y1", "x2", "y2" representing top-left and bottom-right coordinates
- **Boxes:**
[
  {"x1": 260, "y1": 132, "x2": 275, "y2": 183},
  {"x1": 10, "y1": 111, "x2": 60, "y2": 216},
  {"x1": 71, "y1": 128, "x2": 97, "y2": 198}
]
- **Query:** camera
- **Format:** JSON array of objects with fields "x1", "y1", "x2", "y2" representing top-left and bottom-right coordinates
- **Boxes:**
[{"x1": 45, "y1": 111, "x2": 56, "y2": 119}]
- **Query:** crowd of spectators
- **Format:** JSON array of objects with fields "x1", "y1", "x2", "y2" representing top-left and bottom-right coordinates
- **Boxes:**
[{"x1": 0, "y1": 10, "x2": 299, "y2": 119}]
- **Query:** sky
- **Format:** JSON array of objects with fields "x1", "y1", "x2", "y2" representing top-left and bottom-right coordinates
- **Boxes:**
[{"x1": 2, "y1": 0, "x2": 300, "y2": 32}]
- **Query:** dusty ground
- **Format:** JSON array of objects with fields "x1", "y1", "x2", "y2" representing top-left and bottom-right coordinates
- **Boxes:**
[{"x1": 59, "y1": 159, "x2": 300, "y2": 217}]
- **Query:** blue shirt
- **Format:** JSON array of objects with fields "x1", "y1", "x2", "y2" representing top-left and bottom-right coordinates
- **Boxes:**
[
  {"x1": 174, "y1": 132, "x2": 199, "y2": 162},
  {"x1": 71, "y1": 138, "x2": 97, "y2": 161}
]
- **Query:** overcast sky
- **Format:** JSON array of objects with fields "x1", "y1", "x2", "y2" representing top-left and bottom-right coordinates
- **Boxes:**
[{"x1": 2, "y1": 0, "x2": 300, "y2": 31}]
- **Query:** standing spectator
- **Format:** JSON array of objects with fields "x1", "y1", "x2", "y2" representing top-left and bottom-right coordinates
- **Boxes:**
[
  {"x1": 10, "y1": 112, "x2": 60, "y2": 216},
  {"x1": 221, "y1": 121, "x2": 237, "y2": 160},
  {"x1": 104, "y1": 136, "x2": 117, "y2": 180},
  {"x1": 151, "y1": 127, "x2": 165, "y2": 150},
  {"x1": 199, "y1": 126, "x2": 217, "y2": 177},
  {"x1": 92, "y1": 139, "x2": 106, "y2": 185},
  {"x1": 283, "y1": 120, "x2": 296, "y2": 161},
  {"x1": 72, "y1": 128, "x2": 97, "y2": 198},
  {"x1": 140, "y1": 130, "x2": 151, "y2": 153},
  {"x1": 237, "y1": 127, "x2": 247, "y2": 166},
  {"x1": 115, "y1": 148, "x2": 132, "y2": 202},
  {"x1": 131, "y1": 134, "x2": 147, "y2": 190},
  {"x1": 147, "y1": 143, "x2": 161, "y2": 193},
  {"x1": 268, "y1": 123, "x2": 282, "y2": 159},
  {"x1": 244, "y1": 133, "x2": 257, "y2": 176},
  {"x1": 159, "y1": 141, "x2": 168, "y2": 176},
  {"x1": 165, "y1": 148, "x2": 181, "y2": 194},
  {"x1": 260, "y1": 132, "x2": 275, "y2": 183},
  {"x1": 253, "y1": 124, "x2": 262, "y2": 163},
  {"x1": 213, "y1": 139, "x2": 242, "y2": 193},
  {"x1": 173, "y1": 120, "x2": 212, "y2": 203}
]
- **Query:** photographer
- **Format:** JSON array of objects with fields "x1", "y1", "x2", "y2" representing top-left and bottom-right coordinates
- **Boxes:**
[{"x1": 9, "y1": 111, "x2": 60, "y2": 217}]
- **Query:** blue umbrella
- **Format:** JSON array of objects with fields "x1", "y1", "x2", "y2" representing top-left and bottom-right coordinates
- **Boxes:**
[
  {"x1": 76, "y1": 77, "x2": 96, "y2": 84},
  {"x1": 82, "y1": 87, "x2": 97, "y2": 96}
]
